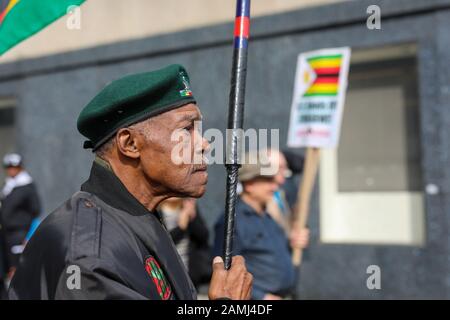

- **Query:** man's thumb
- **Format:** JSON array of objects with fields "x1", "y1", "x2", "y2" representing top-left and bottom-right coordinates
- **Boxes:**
[{"x1": 212, "y1": 256, "x2": 224, "y2": 270}]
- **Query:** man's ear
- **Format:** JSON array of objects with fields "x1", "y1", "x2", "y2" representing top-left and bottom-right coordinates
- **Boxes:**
[{"x1": 116, "y1": 128, "x2": 141, "y2": 159}]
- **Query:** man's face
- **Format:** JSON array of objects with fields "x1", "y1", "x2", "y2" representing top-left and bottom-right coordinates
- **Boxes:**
[
  {"x1": 137, "y1": 103, "x2": 209, "y2": 198},
  {"x1": 270, "y1": 151, "x2": 288, "y2": 187},
  {"x1": 243, "y1": 177, "x2": 278, "y2": 204},
  {"x1": 5, "y1": 166, "x2": 21, "y2": 178}
]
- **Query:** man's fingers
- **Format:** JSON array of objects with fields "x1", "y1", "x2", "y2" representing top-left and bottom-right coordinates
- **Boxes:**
[
  {"x1": 208, "y1": 255, "x2": 253, "y2": 300},
  {"x1": 230, "y1": 255, "x2": 246, "y2": 269},
  {"x1": 227, "y1": 256, "x2": 251, "y2": 300},
  {"x1": 242, "y1": 272, "x2": 253, "y2": 300}
]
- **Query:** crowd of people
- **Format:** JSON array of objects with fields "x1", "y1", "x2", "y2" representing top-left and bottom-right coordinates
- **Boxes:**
[
  {"x1": 0, "y1": 148, "x2": 309, "y2": 300},
  {"x1": 0, "y1": 65, "x2": 309, "y2": 300}
]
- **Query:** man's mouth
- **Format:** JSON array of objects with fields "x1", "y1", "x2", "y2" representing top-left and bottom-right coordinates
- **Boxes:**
[{"x1": 194, "y1": 164, "x2": 208, "y2": 172}]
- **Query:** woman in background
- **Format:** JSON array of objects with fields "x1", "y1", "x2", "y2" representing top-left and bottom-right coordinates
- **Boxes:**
[{"x1": 159, "y1": 198, "x2": 212, "y2": 290}]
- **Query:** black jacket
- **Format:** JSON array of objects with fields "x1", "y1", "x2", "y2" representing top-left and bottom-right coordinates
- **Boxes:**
[
  {"x1": 8, "y1": 160, "x2": 196, "y2": 300},
  {"x1": 0, "y1": 213, "x2": 7, "y2": 278},
  {"x1": 0, "y1": 182, "x2": 40, "y2": 232}
]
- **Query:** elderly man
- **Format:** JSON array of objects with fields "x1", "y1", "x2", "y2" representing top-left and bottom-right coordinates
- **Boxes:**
[{"x1": 9, "y1": 64, "x2": 252, "y2": 300}]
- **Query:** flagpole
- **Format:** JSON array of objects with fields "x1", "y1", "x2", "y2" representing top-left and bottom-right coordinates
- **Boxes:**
[{"x1": 223, "y1": 0, "x2": 251, "y2": 270}]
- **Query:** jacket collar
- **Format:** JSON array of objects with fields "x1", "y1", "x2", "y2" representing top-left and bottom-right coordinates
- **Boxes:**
[
  {"x1": 81, "y1": 157, "x2": 162, "y2": 220},
  {"x1": 238, "y1": 196, "x2": 268, "y2": 218}
]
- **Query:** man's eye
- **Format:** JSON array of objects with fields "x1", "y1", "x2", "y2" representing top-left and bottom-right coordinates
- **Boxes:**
[{"x1": 184, "y1": 124, "x2": 193, "y2": 131}]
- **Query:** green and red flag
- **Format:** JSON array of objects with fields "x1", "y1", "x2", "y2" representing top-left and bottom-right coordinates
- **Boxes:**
[{"x1": 0, "y1": 0, "x2": 85, "y2": 56}]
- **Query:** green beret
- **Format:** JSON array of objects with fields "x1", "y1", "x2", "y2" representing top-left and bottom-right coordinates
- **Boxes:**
[{"x1": 77, "y1": 64, "x2": 196, "y2": 150}]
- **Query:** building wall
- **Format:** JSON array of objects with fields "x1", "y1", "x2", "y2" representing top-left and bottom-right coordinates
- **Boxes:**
[
  {"x1": 0, "y1": 0, "x2": 450, "y2": 298},
  {"x1": 0, "y1": 0, "x2": 346, "y2": 63}
]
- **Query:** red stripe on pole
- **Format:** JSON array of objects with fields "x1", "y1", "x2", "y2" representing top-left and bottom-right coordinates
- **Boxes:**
[{"x1": 234, "y1": 16, "x2": 250, "y2": 38}]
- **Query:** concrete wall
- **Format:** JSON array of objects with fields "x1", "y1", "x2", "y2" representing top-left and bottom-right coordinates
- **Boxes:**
[{"x1": 0, "y1": 0, "x2": 450, "y2": 298}]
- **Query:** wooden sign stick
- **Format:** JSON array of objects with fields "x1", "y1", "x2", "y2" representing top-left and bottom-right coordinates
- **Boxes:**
[{"x1": 292, "y1": 147, "x2": 320, "y2": 266}]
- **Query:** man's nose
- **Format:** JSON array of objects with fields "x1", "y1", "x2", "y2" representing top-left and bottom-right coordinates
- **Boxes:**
[{"x1": 193, "y1": 130, "x2": 210, "y2": 155}]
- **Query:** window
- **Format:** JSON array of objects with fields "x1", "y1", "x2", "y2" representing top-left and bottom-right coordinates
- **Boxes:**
[{"x1": 320, "y1": 44, "x2": 425, "y2": 246}]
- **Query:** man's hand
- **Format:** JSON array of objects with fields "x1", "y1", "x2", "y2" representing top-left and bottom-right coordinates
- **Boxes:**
[
  {"x1": 208, "y1": 256, "x2": 253, "y2": 300},
  {"x1": 290, "y1": 227, "x2": 310, "y2": 249}
]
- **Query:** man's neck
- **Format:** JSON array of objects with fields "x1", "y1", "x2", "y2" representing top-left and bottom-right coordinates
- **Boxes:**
[
  {"x1": 241, "y1": 193, "x2": 265, "y2": 216},
  {"x1": 98, "y1": 156, "x2": 168, "y2": 212}
]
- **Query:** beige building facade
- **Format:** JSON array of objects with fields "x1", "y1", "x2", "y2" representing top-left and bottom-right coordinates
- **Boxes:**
[{"x1": 0, "y1": 0, "x2": 346, "y2": 63}]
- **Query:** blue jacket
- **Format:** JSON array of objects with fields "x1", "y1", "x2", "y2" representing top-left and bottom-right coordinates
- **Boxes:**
[{"x1": 213, "y1": 197, "x2": 295, "y2": 299}]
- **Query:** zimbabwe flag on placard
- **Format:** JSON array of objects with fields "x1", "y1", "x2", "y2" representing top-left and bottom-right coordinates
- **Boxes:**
[
  {"x1": 0, "y1": 0, "x2": 85, "y2": 55},
  {"x1": 303, "y1": 54, "x2": 343, "y2": 97}
]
